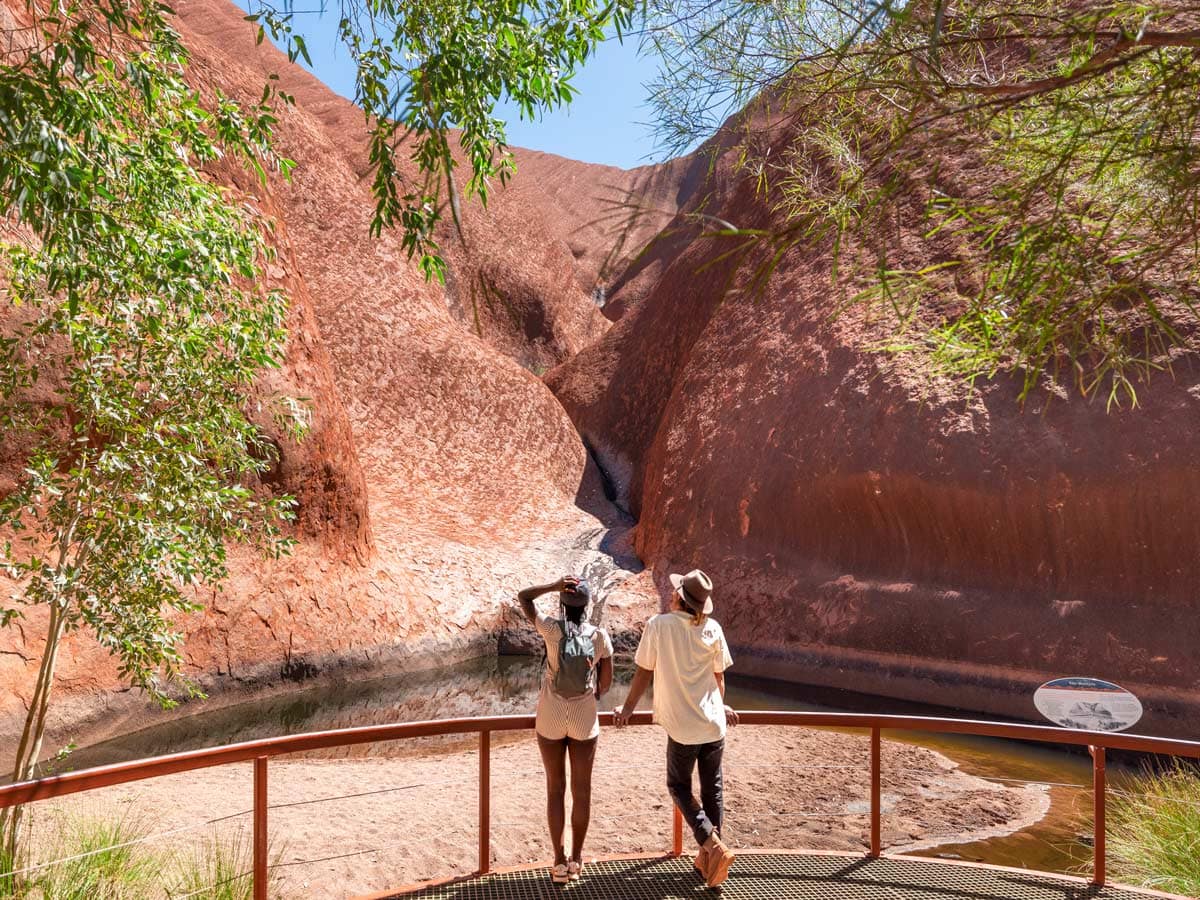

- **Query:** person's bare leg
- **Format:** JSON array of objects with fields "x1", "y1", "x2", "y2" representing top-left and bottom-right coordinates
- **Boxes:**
[
  {"x1": 537, "y1": 735, "x2": 569, "y2": 865},
  {"x1": 567, "y1": 736, "x2": 598, "y2": 862}
]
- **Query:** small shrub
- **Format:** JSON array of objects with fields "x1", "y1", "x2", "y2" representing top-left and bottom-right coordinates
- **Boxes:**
[
  {"x1": 167, "y1": 827, "x2": 282, "y2": 900},
  {"x1": 0, "y1": 811, "x2": 277, "y2": 900},
  {"x1": 1107, "y1": 765, "x2": 1200, "y2": 897},
  {"x1": 24, "y1": 812, "x2": 159, "y2": 900}
]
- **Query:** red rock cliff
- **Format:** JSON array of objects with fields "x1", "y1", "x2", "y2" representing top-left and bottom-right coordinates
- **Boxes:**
[
  {"x1": 548, "y1": 102, "x2": 1200, "y2": 737},
  {"x1": 0, "y1": 0, "x2": 673, "y2": 745}
]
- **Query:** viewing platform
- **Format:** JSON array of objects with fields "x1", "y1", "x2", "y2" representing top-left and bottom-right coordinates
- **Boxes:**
[
  {"x1": 2, "y1": 711, "x2": 1198, "y2": 899},
  {"x1": 375, "y1": 851, "x2": 1186, "y2": 900}
]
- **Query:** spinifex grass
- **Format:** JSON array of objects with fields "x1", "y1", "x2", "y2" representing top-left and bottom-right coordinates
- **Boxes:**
[
  {"x1": 2, "y1": 812, "x2": 159, "y2": 900},
  {"x1": 0, "y1": 810, "x2": 278, "y2": 900},
  {"x1": 167, "y1": 827, "x2": 283, "y2": 900},
  {"x1": 1108, "y1": 765, "x2": 1200, "y2": 897}
]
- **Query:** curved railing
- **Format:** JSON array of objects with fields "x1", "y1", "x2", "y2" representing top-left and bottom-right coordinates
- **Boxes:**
[{"x1": 2, "y1": 710, "x2": 1199, "y2": 899}]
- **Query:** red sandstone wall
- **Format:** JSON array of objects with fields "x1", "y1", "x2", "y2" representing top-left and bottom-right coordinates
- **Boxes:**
[
  {"x1": 7, "y1": 0, "x2": 1197, "y2": 748},
  {"x1": 0, "y1": 0, "x2": 667, "y2": 745},
  {"x1": 549, "y1": 110, "x2": 1200, "y2": 737}
]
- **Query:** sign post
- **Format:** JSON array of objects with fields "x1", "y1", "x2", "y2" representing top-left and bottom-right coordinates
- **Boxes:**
[
  {"x1": 1034, "y1": 676, "x2": 1141, "y2": 888},
  {"x1": 1033, "y1": 676, "x2": 1143, "y2": 732}
]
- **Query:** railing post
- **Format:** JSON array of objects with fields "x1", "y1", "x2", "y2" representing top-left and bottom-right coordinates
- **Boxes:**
[
  {"x1": 253, "y1": 755, "x2": 268, "y2": 900},
  {"x1": 1091, "y1": 745, "x2": 1106, "y2": 886},
  {"x1": 479, "y1": 731, "x2": 491, "y2": 874},
  {"x1": 869, "y1": 726, "x2": 881, "y2": 857},
  {"x1": 672, "y1": 806, "x2": 684, "y2": 857}
]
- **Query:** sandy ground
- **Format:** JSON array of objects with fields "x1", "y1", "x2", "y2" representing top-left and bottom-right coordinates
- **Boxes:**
[{"x1": 30, "y1": 725, "x2": 1048, "y2": 898}]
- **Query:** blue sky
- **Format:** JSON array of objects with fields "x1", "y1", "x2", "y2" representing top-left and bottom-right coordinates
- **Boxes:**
[{"x1": 241, "y1": 7, "x2": 667, "y2": 170}]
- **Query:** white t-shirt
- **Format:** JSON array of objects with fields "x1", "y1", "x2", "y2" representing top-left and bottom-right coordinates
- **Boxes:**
[{"x1": 634, "y1": 611, "x2": 733, "y2": 745}]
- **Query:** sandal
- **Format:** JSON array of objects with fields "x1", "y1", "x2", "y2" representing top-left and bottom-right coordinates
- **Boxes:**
[
  {"x1": 568, "y1": 859, "x2": 583, "y2": 881},
  {"x1": 551, "y1": 862, "x2": 570, "y2": 884}
]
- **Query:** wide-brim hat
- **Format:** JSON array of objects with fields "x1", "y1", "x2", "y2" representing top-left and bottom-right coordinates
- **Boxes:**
[
  {"x1": 560, "y1": 579, "x2": 592, "y2": 608},
  {"x1": 669, "y1": 569, "x2": 713, "y2": 615}
]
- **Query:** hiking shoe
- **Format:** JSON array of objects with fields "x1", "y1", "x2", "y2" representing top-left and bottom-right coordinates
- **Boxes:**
[
  {"x1": 568, "y1": 859, "x2": 583, "y2": 881},
  {"x1": 693, "y1": 843, "x2": 710, "y2": 875},
  {"x1": 551, "y1": 862, "x2": 570, "y2": 884},
  {"x1": 701, "y1": 834, "x2": 735, "y2": 888}
]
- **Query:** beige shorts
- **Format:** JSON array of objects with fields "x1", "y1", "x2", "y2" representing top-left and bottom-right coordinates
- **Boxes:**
[{"x1": 535, "y1": 684, "x2": 600, "y2": 741}]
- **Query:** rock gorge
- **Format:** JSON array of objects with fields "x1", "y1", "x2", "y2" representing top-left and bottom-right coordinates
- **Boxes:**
[
  {"x1": 547, "y1": 99, "x2": 1200, "y2": 737},
  {"x1": 1, "y1": 0, "x2": 1197, "y2": 750}
]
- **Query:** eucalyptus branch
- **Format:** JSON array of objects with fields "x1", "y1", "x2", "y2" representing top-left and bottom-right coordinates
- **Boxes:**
[{"x1": 635, "y1": 0, "x2": 1200, "y2": 403}]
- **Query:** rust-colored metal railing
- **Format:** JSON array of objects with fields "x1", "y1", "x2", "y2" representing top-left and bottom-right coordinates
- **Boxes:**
[
  {"x1": 2, "y1": 710, "x2": 1199, "y2": 899},
  {"x1": 1093, "y1": 745, "x2": 1107, "y2": 885},
  {"x1": 870, "y1": 725, "x2": 881, "y2": 857}
]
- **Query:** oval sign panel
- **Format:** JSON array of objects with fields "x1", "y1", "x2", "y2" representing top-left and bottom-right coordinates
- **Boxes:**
[{"x1": 1034, "y1": 676, "x2": 1143, "y2": 732}]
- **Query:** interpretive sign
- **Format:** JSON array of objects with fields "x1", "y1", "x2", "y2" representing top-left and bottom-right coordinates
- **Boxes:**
[{"x1": 1034, "y1": 676, "x2": 1143, "y2": 732}]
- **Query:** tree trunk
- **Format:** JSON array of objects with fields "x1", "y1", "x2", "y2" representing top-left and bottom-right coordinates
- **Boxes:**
[{"x1": 0, "y1": 602, "x2": 66, "y2": 871}]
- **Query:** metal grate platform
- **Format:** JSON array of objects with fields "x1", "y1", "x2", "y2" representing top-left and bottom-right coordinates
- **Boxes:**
[{"x1": 376, "y1": 852, "x2": 1179, "y2": 900}]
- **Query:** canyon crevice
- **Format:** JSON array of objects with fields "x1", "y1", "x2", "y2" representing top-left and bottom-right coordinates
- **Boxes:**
[{"x1": 547, "y1": 92, "x2": 1200, "y2": 737}]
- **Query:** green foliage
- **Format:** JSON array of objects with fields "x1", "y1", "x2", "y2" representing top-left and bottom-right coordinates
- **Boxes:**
[
  {"x1": 0, "y1": 0, "x2": 302, "y2": 707},
  {"x1": 246, "y1": 0, "x2": 637, "y2": 282},
  {"x1": 1107, "y1": 765, "x2": 1200, "y2": 896},
  {"x1": 31, "y1": 814, "x2": 158, "y2": 900},
  {"x1": 642, "y1": 0, "x2": 881, "y2": 158},
  {"x1": 0, "y1": 812, "x2": 158, "y2": 900},
  {"x1": 643, "y1": 1, "x2": 1200, "y2": 404},
  {"x1": 0, "y1": 812, "x2": 277, "y2": 900},
  {"x1": 0, "y1": 0, "x2": 307, "y2": 865},
  {"x1": 168, "y1": 828, "x2": 278, "y2": 900}
]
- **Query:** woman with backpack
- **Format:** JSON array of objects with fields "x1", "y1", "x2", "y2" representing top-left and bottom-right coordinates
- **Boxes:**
[{"x1": 517, "y1": 575, "x2": 614, "y2": 883}]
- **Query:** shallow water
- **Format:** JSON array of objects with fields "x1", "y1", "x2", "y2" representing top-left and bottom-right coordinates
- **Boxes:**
[
  {"x1": 725, "y1": 675, "x2": 1094, "y2": 876},
  {"x1": 51, "y1": 656, "x2": 1096, "y2": 876}
]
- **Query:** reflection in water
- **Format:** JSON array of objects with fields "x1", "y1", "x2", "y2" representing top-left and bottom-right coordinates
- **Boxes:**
[
  {"x1": 57, "y1": 656, "x2": 556, "y2": 769},
  {"x1": 53, "y1": 657, "x2": 1095, "y2": 875}
]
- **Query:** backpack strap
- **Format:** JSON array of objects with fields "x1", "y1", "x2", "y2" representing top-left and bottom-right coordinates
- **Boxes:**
[{"x1": 561, "y1": 616, "x2": 579, "y2": 638}]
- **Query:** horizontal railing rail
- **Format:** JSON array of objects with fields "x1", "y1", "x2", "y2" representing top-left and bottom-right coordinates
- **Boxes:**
[{"x1": 2, "y1": 710, "x2": 1198, "y2": 899}]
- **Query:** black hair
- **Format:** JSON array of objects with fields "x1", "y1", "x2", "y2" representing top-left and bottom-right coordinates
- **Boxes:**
[{"x1": 563, "y1": 603, "x2": 585, "y2": 626}]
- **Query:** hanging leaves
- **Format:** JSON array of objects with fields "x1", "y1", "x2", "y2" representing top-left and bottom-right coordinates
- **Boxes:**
[
  {"x1": 244, "y1": 0, "x2": 637, "y2": 281},
  {"x1": 0, "y1": 0, "x2": 304, "y2": 706}
]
